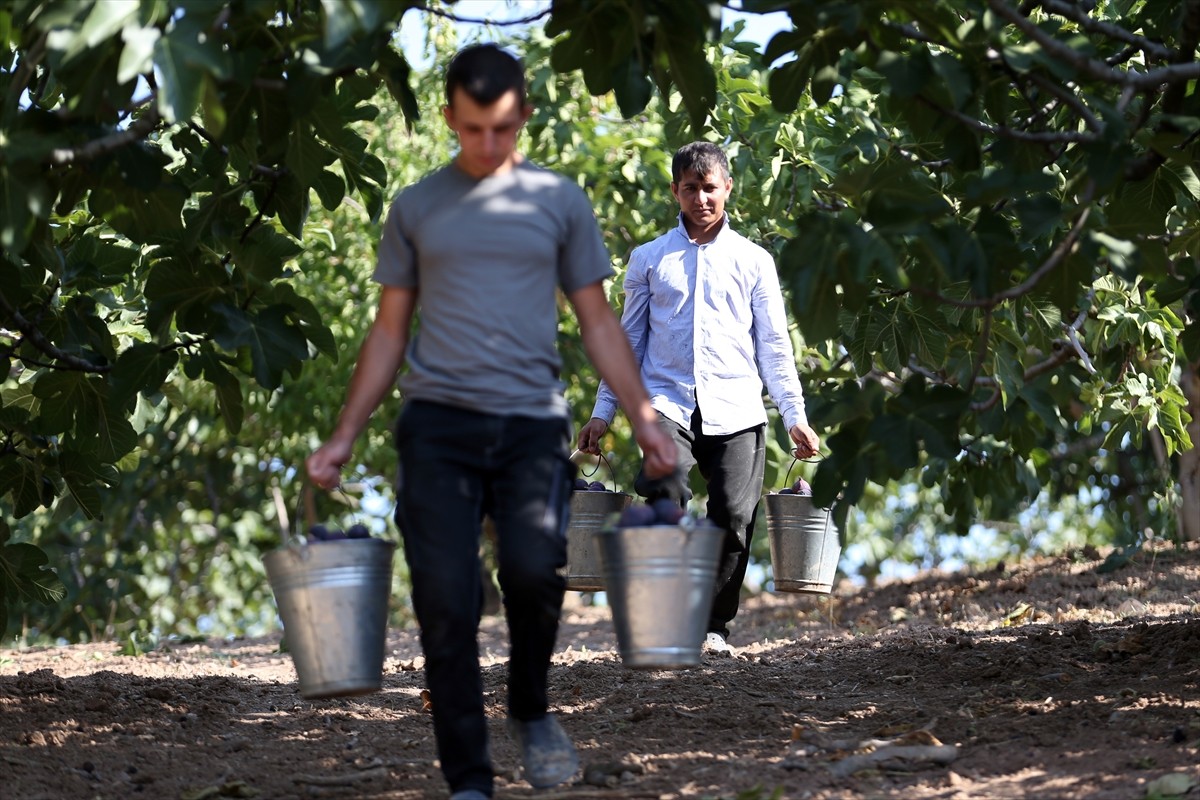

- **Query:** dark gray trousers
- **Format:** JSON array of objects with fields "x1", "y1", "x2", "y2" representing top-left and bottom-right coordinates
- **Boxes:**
[{"x1": 634, "y1": 407, "x2": 767, "y2": 638}]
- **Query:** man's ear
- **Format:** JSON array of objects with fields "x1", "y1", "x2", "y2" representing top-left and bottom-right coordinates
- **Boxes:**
[
  {"x1": 521, "y1": 103, "x2": 533, "y2": 124},
  {"x1": 442, "y1": 104, "x2": 454, "y2": 129}
]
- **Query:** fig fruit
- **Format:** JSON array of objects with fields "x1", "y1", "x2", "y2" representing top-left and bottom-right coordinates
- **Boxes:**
[
  {"x1": 792, "y1": 478, "x2": 812, "y2": 496},
  {"x1": 307, "y1": 524, "x2": 330, "y2": 541},
  {"x1": 618, "y1": 504, "x2": 657, "y2": 527},
  {"x1": 347, "y1": 524, "x2": 370, "y2": 539},
  {"x1": 589, "y1": 481, "x2": 607, "y2": 492},
  {"x1": 573, "y1": 477, "x2": 590, "y2": 490},
  {"x1": 651, "y1": 498, "x2": 685, "y2": 525}
]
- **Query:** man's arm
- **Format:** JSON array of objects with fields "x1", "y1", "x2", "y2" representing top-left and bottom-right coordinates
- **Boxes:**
[
  {"x1": 569, "y1": 282, "x2": 675, "y2": 479},
  {"x1": 750, "y1": 256, "x2": 820, "y2": 457},
  {"x1": 589, "y1": 252, "x2": 652, "y2": 425},
  {"x1": 306, "y1": 286, "x2": 416, "y2": 489}
]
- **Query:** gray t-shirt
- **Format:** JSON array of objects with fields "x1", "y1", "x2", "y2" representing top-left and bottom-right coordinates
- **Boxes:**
[{"x1": 374, "y1": 160, "x2": 612, "y2": 418}]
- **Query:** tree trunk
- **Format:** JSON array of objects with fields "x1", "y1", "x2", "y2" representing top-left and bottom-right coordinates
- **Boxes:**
[{"x1": 1181, "y1": 357, "x2": 1200, "y2": 541}]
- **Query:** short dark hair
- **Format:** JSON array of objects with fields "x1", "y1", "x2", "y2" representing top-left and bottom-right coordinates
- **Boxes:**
[
  {"x1": 445, "y1": 44, "x2": 526, "y2": 107},
  {"x1": 671, "y1": 141, "x2": 730, "y2": 183}
]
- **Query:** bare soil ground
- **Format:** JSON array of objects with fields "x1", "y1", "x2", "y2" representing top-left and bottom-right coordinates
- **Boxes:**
[{"x1": 4, "y1": 541, "x2": 1200, "y2": 800}]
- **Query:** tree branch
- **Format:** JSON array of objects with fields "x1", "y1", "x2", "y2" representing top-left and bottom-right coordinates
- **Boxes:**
[
  {"x1": 1033, "y1": 0, "x2": 1173, "y2": 61},
  {"x1": 923, "y1": 96, "x2": 1097, "y2": 144},
  {"x1": 1026, "y1": 73, "x2": 1102, "y2": 132},
  {"x1": 7, "y1": 32, "x2": 46, "y2": 111},
  {"x1": 48, "y1": 107, "x2": 162, "y2": 166},
  {"x1": 913, "y1": 186, "x2": 1094, "y2": 311},
  {"x1": 416, "y1": 3, "x2": 550, "y2": 26},
  {"x1": 965, "y1": 292, "x2": 1096, "y2": 412},
  {"x1": 989, "y1": 0, "x2": 1200, "y2": 90},
  {"x1": 0, "y1": 289, "x2": 111, "y2": 373}
]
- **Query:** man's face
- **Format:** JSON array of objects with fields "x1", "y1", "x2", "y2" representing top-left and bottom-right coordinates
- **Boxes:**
[
  {"x1": 443, "y1": 87, "x2": 531, "y2": 178},
  {"x1": 671, "y1": 168, "x2": 732, "y2": 233}
]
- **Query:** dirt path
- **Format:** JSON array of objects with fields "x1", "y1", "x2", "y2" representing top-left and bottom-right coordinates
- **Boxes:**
[{"x1": 4, "y1": 542, "x2": 1200, "y2": 799}]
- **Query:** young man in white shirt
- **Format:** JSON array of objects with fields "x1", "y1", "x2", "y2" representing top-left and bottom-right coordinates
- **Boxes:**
[{"x1": 578, "y1": 141, "x2": 819, "y2": 654}]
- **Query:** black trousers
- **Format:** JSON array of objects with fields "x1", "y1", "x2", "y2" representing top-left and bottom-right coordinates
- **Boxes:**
[
  {"x1": 393, "y1": 400, "x2": 573, "y2": 797},
  {"x1": 634, "y1": 407, "x2": 766, "y2": 638}
]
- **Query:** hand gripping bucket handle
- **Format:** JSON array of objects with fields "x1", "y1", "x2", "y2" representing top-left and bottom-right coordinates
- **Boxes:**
[{"x1": 263, "y1": 482, "x2": 396, "y2": 699}]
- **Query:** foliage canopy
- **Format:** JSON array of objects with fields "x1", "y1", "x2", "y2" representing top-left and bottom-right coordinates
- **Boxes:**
[{"x1": 1, "y1": 0, "x2": 1196, "y2": 641}]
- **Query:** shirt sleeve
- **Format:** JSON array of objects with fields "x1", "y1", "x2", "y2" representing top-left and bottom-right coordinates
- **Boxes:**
[
  {"x1": 557, "y1": 184, "x2": 613, "y2": 295},
  {"x1": 591, "y1": 246, "x2": 652, "y2": 423},
  {"x1": 373, "y1": 198, "x2": 419, "y2": 288},
  {"x1": 750, "y1": 250, "x2": 809, "y2": 431}
]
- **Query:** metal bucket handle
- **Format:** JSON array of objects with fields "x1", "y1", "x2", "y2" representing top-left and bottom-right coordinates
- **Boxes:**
[
  {"x1": 286, "y1": 482, "x2": 361, "y2": 547},
  {"x1": 783, "y1": 452, "x2": 825, "y2": 487},
  {"x1": 571, "y1": 449, "x2": 621, "y2": 492}
]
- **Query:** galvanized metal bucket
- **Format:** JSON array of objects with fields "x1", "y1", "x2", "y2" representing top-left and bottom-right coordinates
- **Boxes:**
[
  {"x1": 565, "y1": 451, "x2": 631, "y2": 591},
  {"x1": 764, "y1": 493, "x2": 839, "y2": 594},
  {"x1": 265, "y1": 538, "x2": 395, "y2": 698},
  {"x1": 264, "y1": 488, "x2": 396, "y2": 699},
  {"x1": 596, "y1": 521, "x2": 723, "y2": 669}
]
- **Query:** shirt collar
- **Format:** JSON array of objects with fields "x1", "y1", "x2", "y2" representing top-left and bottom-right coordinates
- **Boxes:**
[{"x1": 674, "y1": 212, "x2": 731, "y2": 246}]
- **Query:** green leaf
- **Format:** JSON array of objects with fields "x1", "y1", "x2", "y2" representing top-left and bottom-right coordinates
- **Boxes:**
[
  {"x1": 377, "y1": 48, "x2": 419, "y2": 128},
  {"x1": 269, "y1": 283, "x2": 337, "y2": 358},
  {"x1": 285, "y1": 123, "x2": 336, "y2": 187},
  {"x1": 1, "y1": 542, "x2": 66, "y2": 604},
  {"x1": 611, "y1": 55, "x2": 653, "y2": 118},
  {"x1": 211, "y1": 304, "x2": 310, "y2": 390},
  {"x1": 1106, "y1": 172, "x2": 1175, "y2": 237},
  {"x1": 0, "y1": 165, "x2": 43, "y2": 254},
  {"x1": 183, "y1": 348, "x2": 245, "y2": 433},
  {"x1": 89, "y1": 181, "x2": 187, "y2": 242},
  {"x1": 144, "y1": 258, "x2": 231, "y2": 334},
  {"x1": 64, "y1": 477, "x2": 104, "y2": 519},
  {"x1": 153, "y1": 15, "x2": 229, "y2": 123},
  {"x1": 319, "y1": 0, "x2": 381, "y2": 50},
  {"x1": 110, "y1": 343, "x2": 179, "y2": 410},
  {"x1": 311, "y1": 169, "x2": 346, "y2": 211},
  {"x1": 768, "y1": 58, "x2": 809, "y2": 114},
  {"x1": 231, "y1": 227, "x2": 304, "y2": 284},
  {"x1": 63, "y1": 234, "x2": 140, "y2": 290},
  {"x1": 117, "y1": 23, "x2": 159, "y2": 84},
  {"x1": 661, "y1": 36, "x2": 716, "y2": 134},
  {"x1": 267, "y1": 172, "x2": 311, "y2": 239},
  {"x1": 0, "y1": 457, "x2": 44, "y2": 518}
]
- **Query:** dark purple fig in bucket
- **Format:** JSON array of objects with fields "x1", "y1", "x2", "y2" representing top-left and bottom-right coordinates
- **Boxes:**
[
  {"x1": 651, "y1": 498, "x2": 685, "y2": 525},
  {"x1": 618, "y1": 504, "x2": 657, "y2": 527},
  {"x1": 347, "y1": 524, "x2": 370, "y2": 539},
  {"x1": 792, "y1": 478, "x2": 812, "y2": 496},
  {"x1": 574, "y1": 477, "x2": 590, "y2": 490},
  {"x1": 777, "y1": 488, "x2": 794, "y2": 495},
  {"x1": 589, "y1": 481, "x2": 607, "y2": 492},
  {"x1": 307, "y1": 524, "x2": 331, "y2": 541}
]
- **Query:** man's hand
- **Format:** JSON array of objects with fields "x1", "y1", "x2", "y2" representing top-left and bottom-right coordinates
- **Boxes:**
[
  {"x1": 789, "y1": 424, "x2": 821, "y2": 459},
  {"x1": 307, "y1": 439, "x2": 352, "y2": 490},
  {"x1": 635, "y1": 422, "x2": 677, "y2": 479},
  {"x1": 577, "y1": 418, "x2": 609, "y2": 455}
]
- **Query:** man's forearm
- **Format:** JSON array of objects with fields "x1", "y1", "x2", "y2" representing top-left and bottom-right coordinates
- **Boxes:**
[
  {"x1": 330, "y1": 329, "x2": 406, "y2": 442},
  {"x1": 581, "y1": 309, "x2": 656, "y2": 430}
]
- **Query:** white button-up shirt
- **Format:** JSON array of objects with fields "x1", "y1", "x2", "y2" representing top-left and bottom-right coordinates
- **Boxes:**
[{"x1": 591, "y1": 214, "x2": 809, "y2": 435}]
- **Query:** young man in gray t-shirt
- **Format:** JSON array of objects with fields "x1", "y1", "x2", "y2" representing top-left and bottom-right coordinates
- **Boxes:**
[{"x1": 307, "y1": 44, "x2": 675, "y2": 800}]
